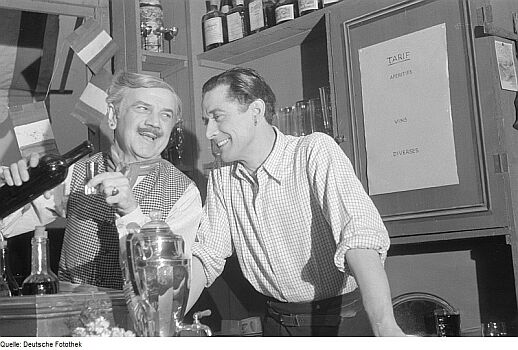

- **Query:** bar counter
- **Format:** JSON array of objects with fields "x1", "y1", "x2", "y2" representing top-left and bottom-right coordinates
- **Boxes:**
[{"x1": 0, "y1": 282, "x2": 129, "y2": 336}]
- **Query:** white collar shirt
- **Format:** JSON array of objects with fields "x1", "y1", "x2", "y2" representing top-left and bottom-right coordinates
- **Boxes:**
[{"x1": 193, "y1": 128, "x2": 390, "y2": 302}]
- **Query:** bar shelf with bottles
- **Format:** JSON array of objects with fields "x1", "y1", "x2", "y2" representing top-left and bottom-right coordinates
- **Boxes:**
[{"x1": 198, "y1": 0, "x2": 342, "y2": 67}]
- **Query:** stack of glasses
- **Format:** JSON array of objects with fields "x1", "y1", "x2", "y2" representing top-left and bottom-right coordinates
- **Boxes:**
[{"x1": 275, "y1": 86, "x2": 333, "y2": 137}]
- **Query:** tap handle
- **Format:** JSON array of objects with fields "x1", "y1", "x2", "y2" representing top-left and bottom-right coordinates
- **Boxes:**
[{"x1": 193, "y1": 309, "x2": 212, "y2": 321}]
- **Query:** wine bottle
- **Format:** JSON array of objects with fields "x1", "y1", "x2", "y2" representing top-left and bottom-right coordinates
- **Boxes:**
[
  {"x1": 21, "y1": 226, "x2": 59, "y2": 295},
  {"x1": 226, "y1": 0, "x2": 249, "y2": 42},
  {"x1": 0, "y1": 240, "x2": 19, "y2": 297},
  {"x1": 202, "y1": 0, "x2": 225, "y2": 51},
  {"x1": 275, "y1": 0, "x2": 298, "y2": 25},
  {"x1": 246, "y1": 0, "x2": 268, "y2": 33},
  {"x1": 0, "y1": 140, "x2": 94, "y2": 220},
  {"x1": 298, "y1": 0, "x2": 320, "y2": 16},
  {"x1": 263, "y1": 0, "x2": 277, "y2": 27},
  {"x1": 220, "y1": 0, "x2": 231, "y2": 44}
]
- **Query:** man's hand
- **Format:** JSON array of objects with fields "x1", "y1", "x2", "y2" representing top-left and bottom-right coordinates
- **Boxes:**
[
  {"x1": 1, "y1": 153, "x2": 40, "y2": 187},
  {"x1": 87, "y1": 172, "x2": 137, "y2": 216}
]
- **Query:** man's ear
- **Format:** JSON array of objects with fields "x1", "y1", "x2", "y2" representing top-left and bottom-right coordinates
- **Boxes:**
[
  {"x1": 107, "y1": 104, "x2": 117, "y2": 130},
  {"x1": 249, "y1": 99, "x2": 266, "y2": 119}
]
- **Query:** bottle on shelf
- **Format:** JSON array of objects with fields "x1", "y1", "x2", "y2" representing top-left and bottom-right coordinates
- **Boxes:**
[
  {"x1": 321, "y1": 0, "x2": 342, "y2": 7},
  {"x1": 226, "y1": 0, "x2": 249, "y2": 42},
  {"x1": 246, "y1": 0, "x2": 269, "y2": 34},
  {"x1": 21, "y1": 226, "x2": 59, "y2": 296},
  {"x1": 220, "y1": 0, "x2": 231, "y2": 44},
  {"x1": 202, "y1": 0, "x2": 225, "y2": 51},
  {"x1": 263, "y1": 0, "x2": 277, "y2": 27},
  {"x1": 275, "y1": 0, "x2": 298, "y2": 25},
  {"x1": 0, "y1": 240, "x2": 19, "y2": 297},
  {"x1": 0, "y1": 140, "x2": 94, "y2": 220},
  {"x1": 298, "y1": 0, "x2": 320, "y2": 16}
]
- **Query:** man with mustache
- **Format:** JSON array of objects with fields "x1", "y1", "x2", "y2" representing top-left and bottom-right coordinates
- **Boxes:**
[
  {"x1": 1, "y1": 71, "x2": 202, "y2": 289},
  {"x1": 187, "y1": 67, "x2": 404, "y2": 336}
]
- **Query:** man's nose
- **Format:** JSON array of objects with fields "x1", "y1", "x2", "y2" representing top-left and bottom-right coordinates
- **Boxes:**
[
  {"x1": 146, "y1": 110, "x2": 161, "y2": 127},
  {"x1": 205, "y1": 118, "x2": 218, "y2": 139}
]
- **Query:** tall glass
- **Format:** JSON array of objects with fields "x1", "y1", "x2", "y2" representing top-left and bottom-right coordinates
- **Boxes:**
[
  {"x1": 308, "y1": 98, "x2": 324, "y2": 134},
  {"x1": 318, "y1": 86, "x2": 334, "y2": 136},
  {"x1": 294, "y1": 100, "x2": 308, "y2": 136},
  {"x1": 278, "y1": 106, "x2": 294, "y2": 135}
]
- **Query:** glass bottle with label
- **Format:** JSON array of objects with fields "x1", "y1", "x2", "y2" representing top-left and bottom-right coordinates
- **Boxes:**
[
  {"x1": 220, "y1": 0, "x2": 231, "y2": 44},
  {"x1": 275, "y1": 0, "x2": 298, "y2": 25},
  {"x1": 298, "y1": 0, "x2": 320, "y2": 16},
  {"x1": 0, "y1": 240, "x2": 19, "y2": 297},
  {"x1": 322, "y1": 0, "x2": 341, "y2": 7},
  {"x1": 226, "y1": 0, "x2": 249, "y2": 42},
  {"x1": 21, "y1": 226, "x2": 59, "y2": 295},
  {"x1": 263, "y1": 0, "x2": 277, "y2": 27},
  {"x1": 202, "y1": 0, "x2": 225, "y2": 51},
  {"x1": 246, "y1": 0, "x2": 268, "y2": 33}
]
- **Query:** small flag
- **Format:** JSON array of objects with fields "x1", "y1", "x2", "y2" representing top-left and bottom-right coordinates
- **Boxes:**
[
  {"x1": 9, "y1": 101, "x2": 59, "y2": 158},
  {"x1": 66, "y1": 18, "x2": 118, "y2": 74},
  {"x1": 71, "y1": 68, "x2": 113, "y2": 129}
]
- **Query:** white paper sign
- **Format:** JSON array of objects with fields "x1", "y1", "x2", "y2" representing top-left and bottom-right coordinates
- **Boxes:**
[{"x1": 358, "y1": 23, "x2": 459, "y2": 195}]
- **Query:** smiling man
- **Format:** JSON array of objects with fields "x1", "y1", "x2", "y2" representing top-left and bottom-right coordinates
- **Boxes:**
[
  {"x1": 1, "y1": 72, "x2": 202, "y2": 289},
  {"x1": 188, "y1": 67, "x2": 404, "y2": 336}
]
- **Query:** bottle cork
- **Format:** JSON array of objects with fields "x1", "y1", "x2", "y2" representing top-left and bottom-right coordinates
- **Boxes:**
[{"x1": 34, "y1": 226, "x2": 48, "y2": 239}]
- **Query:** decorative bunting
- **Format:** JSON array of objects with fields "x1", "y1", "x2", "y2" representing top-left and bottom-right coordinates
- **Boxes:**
[
  {"x1": 66, "y1": 18, "x2": 118, "y2": 74},
  {"x1": 9, "y1": 101, "x2": 59, "y2": 158},
  {"x1": 71, "y1": 68, "x2": 113, "y2": 129}
]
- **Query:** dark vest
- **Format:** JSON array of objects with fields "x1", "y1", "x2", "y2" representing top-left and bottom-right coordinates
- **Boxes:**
[{"x1": 58, "y1": 152, "x2": 192, "y2": 289}]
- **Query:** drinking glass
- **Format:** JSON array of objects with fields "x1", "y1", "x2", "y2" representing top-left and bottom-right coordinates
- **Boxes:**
[
  {"x1": 294, "y1": 100, "x2": 309, "y2": 136},
  {"x1": 308, "y1": 98, "x2": 324, "y2": 134},
  {"x1": 318, "y1": 86, "x2": 334, "y2": 136},
  {"x1": 278, "y1": 106, "x2": 294, "y2": 135},
  {"x1": 482, "y1": 321, "x2": 507, "y2": 337},
  {"x1": 434, "y1": 308, "x2": 461, "y2": 337},
  {"x1": 84, "y1": 160, "x2": 99, "y2": 195}
]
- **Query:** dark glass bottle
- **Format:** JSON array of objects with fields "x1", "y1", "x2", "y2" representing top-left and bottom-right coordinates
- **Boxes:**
[
  {"x1": 275, "y1": 0, "x2": 298, "y2": 25},
  {"x1": 226, "y1": 0, "x2": 249, "y2": 42},
  {"x1": 322, "y1": 0, "x2": 341, "y2": 7},
  {"x1": 0, "y1": 140, "x2": 94, "y2": 220},
  {"x1": 298, "y1": 0, "x2": 320, "y2": 15},
  {"x1": 220, "y1": 0, "x2": 231, "y2": 44},
  {"x1": 0, "y1": 240, "x2": 19, "y2": 297},
  {"x1": 263, "y1": 0, "x2": 277, "y2": 27},
  {"x1": 21, "y1": 226, "x2": 59, "y2": 295},
  {"x1": 246, "y1": 0, "x2": 268, "y2": 33},
  {"x1": 202, "y1": 0, "x2": 225, "y2": 51}
]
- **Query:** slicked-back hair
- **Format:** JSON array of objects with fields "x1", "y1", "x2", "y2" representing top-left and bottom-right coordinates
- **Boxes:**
[
  {"x1": 106, "y1": 71, "x2": 182, "y2": 119},
  {"x1": 202, "y1": 67, "x2": 276, "y2": 124}
]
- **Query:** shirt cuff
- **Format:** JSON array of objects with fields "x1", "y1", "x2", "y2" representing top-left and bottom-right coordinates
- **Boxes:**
[
  {"x1": 115, "y1": 206, "x2": 147, "y2": 239},
  {"x1": 334, "y1": 232, "x2": 390, "y2": 274}
]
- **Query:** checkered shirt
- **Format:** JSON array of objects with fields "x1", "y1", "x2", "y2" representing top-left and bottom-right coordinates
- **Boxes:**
[
  {"x1": 192, "y1": 130, "x2": 390, "y2": 302},
  {"x1": 59, "y1": 152, "x2": 192, "y2": 289}
]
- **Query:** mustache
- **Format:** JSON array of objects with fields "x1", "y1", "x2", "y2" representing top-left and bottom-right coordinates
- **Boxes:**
[{"x1": 137, "y1": 127, "x2": 163, "y2": 138}]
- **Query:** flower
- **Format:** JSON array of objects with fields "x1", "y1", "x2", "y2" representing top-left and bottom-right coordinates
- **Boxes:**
[{"x1": 72, "y1": 316, "x2": 135, "y2": 337}]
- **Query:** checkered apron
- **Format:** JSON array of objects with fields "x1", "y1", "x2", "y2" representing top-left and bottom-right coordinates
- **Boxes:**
[{"x1": 58, "y1": 152, "x2": 192, "y2": 289}]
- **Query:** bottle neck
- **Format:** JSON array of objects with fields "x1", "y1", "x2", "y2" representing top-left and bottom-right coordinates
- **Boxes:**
[
  {"x1": 62, "y1": 141, "x2": 94, "y2": 167},
  {"x1": 0, "y1": 247, "x2": 7, "y2": 273},
  {"x1": 31, "y1": 237, "x2": 50, "y2": 274}
]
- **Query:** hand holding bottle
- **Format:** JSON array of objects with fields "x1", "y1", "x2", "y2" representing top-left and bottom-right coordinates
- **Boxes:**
[
  {"x1": 87, "y1": 171, "x2": 137, "y2": 216},
  {"x1": 0, "y1": 154, "x2": 55, "y2": 200},
  {"x1": 1, "y1": 153, "x2": 39, "y2": 187}
]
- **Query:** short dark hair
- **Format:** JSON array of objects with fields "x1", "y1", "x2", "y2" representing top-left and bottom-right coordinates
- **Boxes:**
[{"x1": 202, "y1": 67, "x2": 276, "y2": 124}]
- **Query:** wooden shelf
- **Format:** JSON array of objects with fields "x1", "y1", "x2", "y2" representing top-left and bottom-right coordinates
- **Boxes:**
[
  {"x1": 141, "y1": 51, "x2": 188, "y2": 74},
  {"x1": 197, "y1": 9, "x2": 326, "y2": 67}
]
